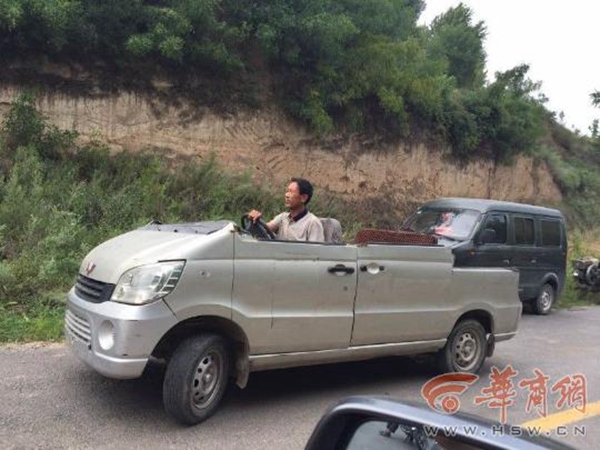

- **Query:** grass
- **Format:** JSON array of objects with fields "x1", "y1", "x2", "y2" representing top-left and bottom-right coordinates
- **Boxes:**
[{"x1": 0, "y1": 301, "x2": 65, "y2": 342}]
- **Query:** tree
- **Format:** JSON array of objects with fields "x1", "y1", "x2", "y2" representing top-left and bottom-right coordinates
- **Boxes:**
[
  {"x1": 591, "y1": 90, "x2": 600, "y2": 108},
  {"x1": 427, "y1": 4, "x2": 486, "y2": 89},
  {"x1": 591, "y1": 91, "x2": 600, "y2": 141}
]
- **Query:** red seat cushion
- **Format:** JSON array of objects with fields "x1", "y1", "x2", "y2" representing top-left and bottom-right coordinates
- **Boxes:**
[{"x1": 354, "y1": 229, "x2": 438, "y2": 246}]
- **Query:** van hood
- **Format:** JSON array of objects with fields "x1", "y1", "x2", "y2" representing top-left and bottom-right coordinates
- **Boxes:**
[{"x1": 79, "y1": 221, "x2": 235, "y2": 283}]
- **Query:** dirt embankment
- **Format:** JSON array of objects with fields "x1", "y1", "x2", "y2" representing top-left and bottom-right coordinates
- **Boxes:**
[{"x1": 0, "y1": 84, "x2": 562, "y2": 216}]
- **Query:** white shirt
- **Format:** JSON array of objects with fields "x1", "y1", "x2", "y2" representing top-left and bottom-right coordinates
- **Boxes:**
[{"x1": 269, "y1": 210, "x2": 325, "y2": 242}]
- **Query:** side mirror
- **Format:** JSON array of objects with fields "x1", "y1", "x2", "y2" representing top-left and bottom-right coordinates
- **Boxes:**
[
  {"x1": 479, "y1": 229, "x2": 497, "y2": 245},
  {"x1": 306, "y1": 397, "x2": 568, "y2": 450}
]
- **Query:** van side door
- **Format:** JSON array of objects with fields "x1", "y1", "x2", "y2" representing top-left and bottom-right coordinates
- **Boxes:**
[
  {"x1": 232, "y1": 235, "x2": 357, "y2": 354},
  {"x1": 538, "y1": 217, "x2": 567, "y2": 292},
  {"x1": 511, "y1": 214, "x2": 541, "y2": 300},
  {"x1": 351, "y1": 245, "x2": 453, "y2": 346}
]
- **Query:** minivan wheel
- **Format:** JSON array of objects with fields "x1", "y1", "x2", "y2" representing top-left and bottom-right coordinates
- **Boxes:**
[
  {"x1": 532, "y1": 284, "x2": 555, "y2": 315},
  {"x1": 437, "y1": 320, "x2": 486, "y2": 374},
  {"x1": 163, "y1": 334, "x2": 230, "y2": 425}
]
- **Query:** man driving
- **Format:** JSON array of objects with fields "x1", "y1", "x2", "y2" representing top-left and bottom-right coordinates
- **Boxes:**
[{"x1": 248, "y1": 177, "x2": 325, "y2": 242}]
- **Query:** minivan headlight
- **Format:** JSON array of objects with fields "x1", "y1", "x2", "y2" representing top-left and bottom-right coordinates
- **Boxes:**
[{"x1": 111, "y1": 261, "x2": 185, "y2": 305}]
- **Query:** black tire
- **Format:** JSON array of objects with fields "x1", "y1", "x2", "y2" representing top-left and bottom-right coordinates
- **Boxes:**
[
  {"x1": 437, "y1": 319, "x2": 487, "y2": 374},
  {"x1": 532, "y1": 283, "x2": 555, "y2": 315},
  {"x1": 163, "y1": 334, "x2": 230, "y2": 425}
]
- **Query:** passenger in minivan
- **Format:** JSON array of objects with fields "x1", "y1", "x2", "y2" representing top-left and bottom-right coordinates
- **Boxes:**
[
  {"x1": 434, "y1": 212, "x2": 455, "y2": 236},
  {"x1": 247, "y1": 177, "x2": 325, "y2": 242}
]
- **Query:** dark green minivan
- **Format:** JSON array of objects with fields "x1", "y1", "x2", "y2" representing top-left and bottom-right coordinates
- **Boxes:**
[{"x1": 403, "y1": 198, "x2": 567, "y2": 315}]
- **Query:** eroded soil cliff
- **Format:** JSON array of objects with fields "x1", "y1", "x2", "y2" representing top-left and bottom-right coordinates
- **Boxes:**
[{"x1": 0, "y1": 85, "x2": 562, "y2": 219}]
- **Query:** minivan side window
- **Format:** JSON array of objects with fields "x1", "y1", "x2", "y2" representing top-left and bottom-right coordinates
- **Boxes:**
[
  {"x1": 541, "y1": 220, "x2": 561, "y2": 247},
  {"x1": 482, "y1": 213, "x2": 507, "y2": 244},
  {"x1": 514, "y1": 217, "x2": 535, "y2": 245}
]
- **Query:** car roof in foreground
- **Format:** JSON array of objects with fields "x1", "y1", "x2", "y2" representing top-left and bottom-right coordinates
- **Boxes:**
[{"x1": 422, "y1": 197, "x2": 563, "y2": 218}]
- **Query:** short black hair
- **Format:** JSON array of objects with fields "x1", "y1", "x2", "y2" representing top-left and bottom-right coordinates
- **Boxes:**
[{"x1": 290, "y1": 177, "x2": 314, "y2": 204}]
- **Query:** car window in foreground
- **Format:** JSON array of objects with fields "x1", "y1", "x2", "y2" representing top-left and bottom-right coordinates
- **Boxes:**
[{"x1": 403, "y1": 208, "x2": 481, "y2": 241}]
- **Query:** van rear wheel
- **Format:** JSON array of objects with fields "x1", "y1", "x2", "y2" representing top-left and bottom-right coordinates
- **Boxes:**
[
  {"x1": 437, "y1": 319, "x2": 486, "y2": 374},
  {"x1": 532, "y1": 284, "x2": 555, "y2": 315},
  {"x1": 163, "y1": 334, "x2": 230, "y2": 425}
]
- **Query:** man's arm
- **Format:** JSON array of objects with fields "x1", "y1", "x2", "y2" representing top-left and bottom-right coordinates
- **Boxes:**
[
  {"x1": 248, "y1": 210, "x2": 280, "y2": 233},
  {"x1": 267, "y1": 215, "x2": 282, "y2": 233}
]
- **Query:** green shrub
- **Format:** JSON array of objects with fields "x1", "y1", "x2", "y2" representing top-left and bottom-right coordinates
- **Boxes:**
[{"x1": 535, "y1": 144, "x2": 600, "y2": 227}]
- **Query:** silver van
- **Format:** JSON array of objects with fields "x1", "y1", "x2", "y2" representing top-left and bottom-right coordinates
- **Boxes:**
[{"x1": 65, "y1": 218, "x2": 521, "y2": 424}]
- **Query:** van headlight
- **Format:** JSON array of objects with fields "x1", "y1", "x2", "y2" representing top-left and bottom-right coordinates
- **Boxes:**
[{"x1": 111, "y1": 261, "x2": 185, "y2": 305}]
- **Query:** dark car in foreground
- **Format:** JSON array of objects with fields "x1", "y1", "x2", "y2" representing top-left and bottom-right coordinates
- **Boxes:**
[{"x1": 306, "y1": 397, "x2": 573, "y2": 450}]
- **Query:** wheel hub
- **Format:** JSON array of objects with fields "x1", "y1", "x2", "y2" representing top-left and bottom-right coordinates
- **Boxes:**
[
  {"x1": 192, "y1": 352, "x2": 222, "y2": 409},
  {"x1": 454, "y1": 332, "x2": 479, "y2": 369},
  {"x1": 540, "y1": 291, "x2": 551, "y2": 309}
]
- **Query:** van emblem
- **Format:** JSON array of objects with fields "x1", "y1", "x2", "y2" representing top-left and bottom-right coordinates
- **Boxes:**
[{"x1": 86, "y1": 262, "x2": 96, "y2": 275}]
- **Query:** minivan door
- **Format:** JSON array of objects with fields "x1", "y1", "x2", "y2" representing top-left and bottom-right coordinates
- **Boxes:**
[
  {"x1": 538, "y1": 217, "x2": 567, "y2": 291},
  {"x1": 467, "y1": 212, "x2": 512, "y2": 268},
  {"x1": 511, "y1": 215, "x2": 540, "y2": 300},
  {"x1": 232, "y1": 234, "x2": 357, "y2": 354},
  {"x1": 351, "y1": 244, "x2": 453, "y2": 346}
]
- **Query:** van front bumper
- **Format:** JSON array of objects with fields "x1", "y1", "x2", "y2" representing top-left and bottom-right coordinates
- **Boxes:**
[{"x1": 65, "y1": 287, "x2": 178, "y2": 379}]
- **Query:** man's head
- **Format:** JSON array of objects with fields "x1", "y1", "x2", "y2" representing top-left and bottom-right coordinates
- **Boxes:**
[
  {"x1": 441, "y1": 212, "x2": 454, "y2": 223},
  {"x1": 285, "y1": 177, "x2": 314, "y2": 211}
]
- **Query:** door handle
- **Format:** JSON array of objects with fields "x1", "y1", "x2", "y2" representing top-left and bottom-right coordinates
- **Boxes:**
[
  {"x1": 531, "y1": 258, "x2": 537, "y2": 264},
  {"x1": 359, "y1": 264, "x2": 385, "y2": 272},
  {"x1": 502, "y1": 259, "x2": 511, "y2": 266},
  {"x1": 327, "y1": 264, "x2": 355, "y2": 275}
]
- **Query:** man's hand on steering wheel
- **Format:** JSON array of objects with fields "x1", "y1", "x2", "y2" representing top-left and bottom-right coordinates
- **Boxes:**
[{"x1": 241, "y1": 212, "x2": 276, "y2": 240}]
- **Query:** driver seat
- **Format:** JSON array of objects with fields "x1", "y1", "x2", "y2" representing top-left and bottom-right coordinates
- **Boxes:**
[{"x1": 319, "y1": 218, "x2": 343, "y2": 244}]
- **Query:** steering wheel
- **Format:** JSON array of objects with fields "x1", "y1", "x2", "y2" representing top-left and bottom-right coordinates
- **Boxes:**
[{"x1": 241, "y1": 214, "x2": 276, "y2": 240}]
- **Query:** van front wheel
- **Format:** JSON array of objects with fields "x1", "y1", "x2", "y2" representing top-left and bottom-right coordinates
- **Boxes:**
[
  {"x1": 437, "y1": 319, "x2": 486, "y2": 374},
  {"x1": 532, "y1": 284, "x2": 555, "y2": 315},
  {"x1": 163, "y1": 334, "x2": 230, "y2": 425}
]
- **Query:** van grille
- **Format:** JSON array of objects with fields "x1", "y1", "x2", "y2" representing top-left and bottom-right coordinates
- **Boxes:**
[
  {"x1": 75, "y1": 274, "x2": 115, "y2": 303},
  {"x1": 65, "y1": 309, "x2": 91, "y2": 345}
]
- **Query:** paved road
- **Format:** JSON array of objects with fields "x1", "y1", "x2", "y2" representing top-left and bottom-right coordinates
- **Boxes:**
[{"x1": 1, "y1": 306, "x2": 599, "y2": 449}]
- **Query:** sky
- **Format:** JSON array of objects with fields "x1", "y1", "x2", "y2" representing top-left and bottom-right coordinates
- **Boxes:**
[{"x1": 419, "y1": 0, "x2": 600, "y2": 135}]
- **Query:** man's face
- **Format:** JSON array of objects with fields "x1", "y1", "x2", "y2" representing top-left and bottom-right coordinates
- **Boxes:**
[{"x1": 284, "y1": 182, "x2": 307, "y2": 210}]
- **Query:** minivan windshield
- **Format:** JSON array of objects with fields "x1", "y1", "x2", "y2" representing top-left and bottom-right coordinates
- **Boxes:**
[{"x1": 403, "y1": 208, "x2": 481, "y2": 241}]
